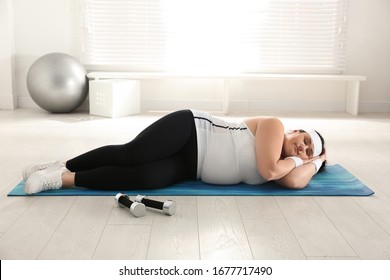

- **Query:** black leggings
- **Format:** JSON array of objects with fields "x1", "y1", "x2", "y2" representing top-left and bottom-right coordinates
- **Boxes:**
[{"x1": 66, "y1": 110, "x2": 198, "y2": 190}]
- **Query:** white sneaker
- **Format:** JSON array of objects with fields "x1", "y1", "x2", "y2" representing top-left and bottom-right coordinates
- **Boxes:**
[
  {"x1": 22, "y1": 161, "x2": 65, "y2": 181},
  {"x1": 24, "y1": 167, "x2": 67, "y2": 194}
]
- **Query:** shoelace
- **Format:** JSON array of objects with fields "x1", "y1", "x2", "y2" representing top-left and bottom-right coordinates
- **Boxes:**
[
  {"x1": 38, "y1": 165, "x2": 50, "y2": 171},
  {"x1": 41, "y1": 178, "x2": 61, "y2": 191}
]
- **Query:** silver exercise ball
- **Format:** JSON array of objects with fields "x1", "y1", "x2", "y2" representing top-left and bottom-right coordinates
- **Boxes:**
[{"x1": 26, "y1": 53, "x2": 88, "y2": 113}]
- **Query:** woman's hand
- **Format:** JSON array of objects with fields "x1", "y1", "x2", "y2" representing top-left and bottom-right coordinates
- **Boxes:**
[{"x1": 302, "y1": 151, "x2": 326, "y2": 165}]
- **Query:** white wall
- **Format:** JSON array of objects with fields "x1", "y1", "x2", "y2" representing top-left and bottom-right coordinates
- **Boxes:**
[
  {"x1": 345, "y1": 0, "x2": 390, "y2": 113},
  {"x1": 0, "y1": 0, "x2": 17, "y2": 109},
  {"x1": 3, "y1": 0, "x2": 390, "y2": 113}
]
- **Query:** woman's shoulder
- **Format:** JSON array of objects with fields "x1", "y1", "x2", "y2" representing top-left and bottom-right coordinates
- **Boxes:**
[{"x1": 244, "y1": 116, "x2": 284, "y2": 135}]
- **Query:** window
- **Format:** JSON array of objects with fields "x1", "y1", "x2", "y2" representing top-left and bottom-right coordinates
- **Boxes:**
[{"x1": 81, "y1": 0, "x2": 349, "y2": 74}]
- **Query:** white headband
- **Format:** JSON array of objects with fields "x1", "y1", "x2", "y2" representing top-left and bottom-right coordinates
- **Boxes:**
[{"x1": 304, "y1": 129, "x2": 322, "y2": 157}]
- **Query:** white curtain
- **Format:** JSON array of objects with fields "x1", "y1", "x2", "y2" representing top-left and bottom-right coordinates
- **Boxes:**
[{"x1": 81, "y1": 0, "x2": 349, "y2": 74}]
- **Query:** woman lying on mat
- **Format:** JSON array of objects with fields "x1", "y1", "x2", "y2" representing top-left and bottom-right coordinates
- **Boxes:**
[{"x1": 23, "y1": 109, "x2": 326, "y2": 194}]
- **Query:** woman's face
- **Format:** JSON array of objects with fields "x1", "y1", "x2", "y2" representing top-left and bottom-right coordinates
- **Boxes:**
[{"x1": 283, "y1": 130, "x2": 315, "y2": 159}]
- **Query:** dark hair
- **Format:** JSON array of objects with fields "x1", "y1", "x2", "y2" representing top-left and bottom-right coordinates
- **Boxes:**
[{"x1": 299, "y1": 129, "x2": 326, "y2": 172}]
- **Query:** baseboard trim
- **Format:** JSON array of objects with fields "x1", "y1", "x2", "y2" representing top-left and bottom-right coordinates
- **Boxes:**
[
  {"x1": 17, "y1": 96, "x2": 390, "y2": 113},
  {"x1": 359, "y1": 102, "x2": 390, "y2": 113},
  {"x1": 142, "y1": 99, "x2": 347, "y2": 113}
]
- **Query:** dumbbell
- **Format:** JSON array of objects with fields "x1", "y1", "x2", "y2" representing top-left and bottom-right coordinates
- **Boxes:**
[
  {"x1": 135, "y1": 195, "x2": 176, "y2": 216},
  {"x1": 115, "y1": 193, "x2": 146, "y2": 217}
]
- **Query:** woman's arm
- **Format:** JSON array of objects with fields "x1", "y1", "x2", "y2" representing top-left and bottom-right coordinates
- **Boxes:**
[
  {"x1": 276, "y1": 154, "x2": 327, "y2": 189},
  {"x1": 275, "y1": 162, "x2": 316, "y2": 189},
  {"x1": 254, "y1": 117, "x2": 297, "y2": 180}
]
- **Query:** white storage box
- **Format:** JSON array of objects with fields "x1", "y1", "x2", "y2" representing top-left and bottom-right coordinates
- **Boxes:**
[{"x1": 89, "y1": 79, "x2": 140, "y2": 117}]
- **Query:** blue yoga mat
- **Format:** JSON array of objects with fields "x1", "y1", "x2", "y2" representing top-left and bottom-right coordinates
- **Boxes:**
[{"x1": 7, "y1": 164, "x2": 373, "y2": 197}]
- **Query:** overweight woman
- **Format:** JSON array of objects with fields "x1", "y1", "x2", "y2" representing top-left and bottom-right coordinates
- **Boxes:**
[{"x1": 23, "y1": 109, "x2": 326, "y2": 194}]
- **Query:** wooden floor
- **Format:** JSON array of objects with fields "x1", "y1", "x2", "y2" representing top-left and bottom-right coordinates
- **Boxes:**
[{"x1": 1, "y1": 108, "x2": 390, "y2": 260}]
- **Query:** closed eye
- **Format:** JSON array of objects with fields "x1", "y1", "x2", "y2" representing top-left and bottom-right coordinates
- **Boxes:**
[
  {"x1": 304, "y1": 135, "x2": 311, "y2": 146},
  {"x1": 306, "y1": 136, "x2": 314, "y2": 157}
]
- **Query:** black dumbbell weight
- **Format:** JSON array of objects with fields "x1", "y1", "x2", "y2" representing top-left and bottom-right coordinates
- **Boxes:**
[
  {"x1": 115, "y1": 193, "x2": 146, "y2": 217},
  {"x1": 135, "y1": 195, "x2": 176, "y2": 216}
]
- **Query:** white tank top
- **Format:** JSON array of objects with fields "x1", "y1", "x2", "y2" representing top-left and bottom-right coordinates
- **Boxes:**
[{"x1": 192, "y1": 110, "x2": 267, "y2": 185}]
